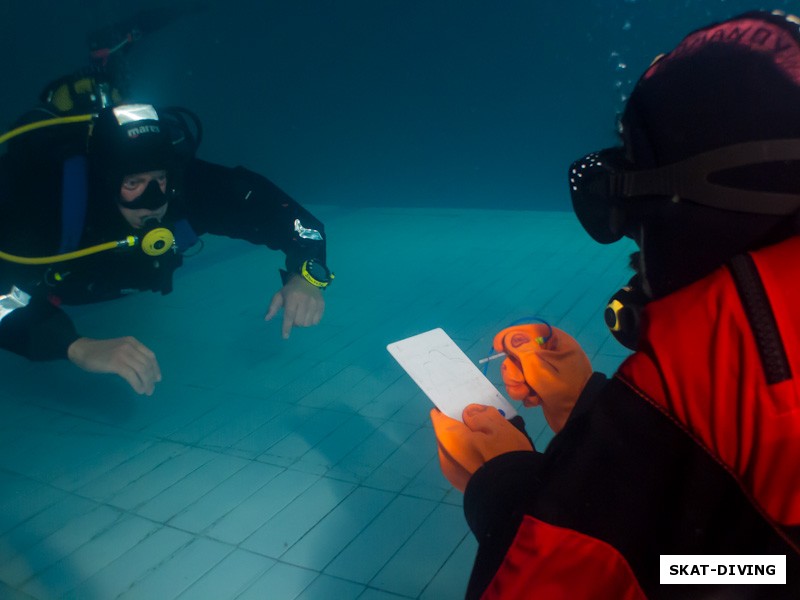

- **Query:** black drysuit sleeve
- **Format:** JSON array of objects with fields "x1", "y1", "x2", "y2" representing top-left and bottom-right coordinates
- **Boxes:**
[
  {"x1": 181, "y1": 159, "x2": 327, "y2": 276},
  {"x1": 0, "y1": 290, "x2": 80, "y2": 361},
  {"x1": 461, "y1": 372, "x2": 609, "y2": 599},
  {"x1": 0, "y1": 157, "x2": 327, "y2": 362},
  {"x1": 0, "y1": 147, "x2": 82, "y2": 361}
]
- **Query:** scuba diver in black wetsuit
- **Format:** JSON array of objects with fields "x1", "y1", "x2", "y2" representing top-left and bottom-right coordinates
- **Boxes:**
[{"x1": 0, "y1": 6, "x2": 334, "y2": 396}]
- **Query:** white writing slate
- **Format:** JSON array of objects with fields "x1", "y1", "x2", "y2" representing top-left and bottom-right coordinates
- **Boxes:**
[{"x1": 387, "y1": 328, "x2": 517, "y2": 422}]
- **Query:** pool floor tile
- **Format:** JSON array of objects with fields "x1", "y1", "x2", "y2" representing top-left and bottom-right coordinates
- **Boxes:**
[{"x1": 0, "y1": 207, "x2": 632, "y2": 598}]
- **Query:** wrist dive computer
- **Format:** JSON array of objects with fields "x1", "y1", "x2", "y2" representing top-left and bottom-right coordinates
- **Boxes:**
[{"x1": 300, "y1": 259, "x2": 334, "y2": 288}]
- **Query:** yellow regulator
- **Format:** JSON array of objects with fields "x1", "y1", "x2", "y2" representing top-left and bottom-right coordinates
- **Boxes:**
[{"x1": 139, "y1": 227, "x2": 175, "y2": 257}]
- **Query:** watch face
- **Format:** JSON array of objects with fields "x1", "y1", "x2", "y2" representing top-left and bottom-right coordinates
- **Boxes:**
[{"x1": 307, "y1": 260, "x2": 330, "y2": 282}]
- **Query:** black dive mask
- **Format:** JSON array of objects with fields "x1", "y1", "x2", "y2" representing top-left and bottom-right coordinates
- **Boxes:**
[
  {"x1": 117, "y1": 179, "x2": 169, "y2": 211},
  {"x1": 604, "y1": 274, "x2": 648, "y2": 350},
  {"x1": 569, "y1": 139, "x2": 800, "y2": 245}
]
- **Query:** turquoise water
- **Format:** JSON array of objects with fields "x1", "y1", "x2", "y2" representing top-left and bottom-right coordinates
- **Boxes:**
[
  {"x1": 0, "y1": 1, "x2": 790, "y2": 598},
  {"x1": 2, "y1": 0, "x2": 794, "y2": 212},
  {"x1": 0, "y1": 207, "x2": 634, "y2": 599}
]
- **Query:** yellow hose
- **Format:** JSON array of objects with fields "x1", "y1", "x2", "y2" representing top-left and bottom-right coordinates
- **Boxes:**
[
  {"x1": 0, "y1": 114, "x2": 93, "y2": 146},
  {"x1": 0, "y1": 237, "x2": 136, "y2": 265},
  {"x1": 0, "y1": 115, "x2": 176, "y2": 266}
]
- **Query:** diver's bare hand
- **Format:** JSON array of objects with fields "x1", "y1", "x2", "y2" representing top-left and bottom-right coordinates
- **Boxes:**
[
  {"x1": 264, "y1": 275, "x2": 325, "y2": 339},
  {"x1": 67, "y1": 336, "x2": 162, "y2": 395}
]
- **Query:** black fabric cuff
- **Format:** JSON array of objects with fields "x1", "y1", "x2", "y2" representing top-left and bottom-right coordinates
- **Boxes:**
[
  {"x1": 508, "y1": 414, "x2": 534, "y2": 448},
  {"x1": 284, "y1": 254, "x2": 305, "y2": 278},
  {"x1": 464, "y1": 450, "x2": 544, "y2": 541},
  {"x1": 0, "y1": 298, "x2": 80, "y2": 361},
  {"x1": 279, "y1": 268, "x2": 292, "y2": 286},
  {"x1": 31, "y1": 310, "x2": 81, "y2": 360},
  {"x1": 570, "y1": 372, "x2": 609, "y2": 422}
]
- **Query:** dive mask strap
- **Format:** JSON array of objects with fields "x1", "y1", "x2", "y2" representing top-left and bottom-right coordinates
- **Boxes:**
[{"x1": 623, "y1": 139, "x2": 800, "y2": 214}]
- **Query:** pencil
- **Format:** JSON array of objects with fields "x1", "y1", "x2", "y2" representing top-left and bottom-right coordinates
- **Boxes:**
[{"x1": 478, "y1": 352, "x2": 506, "y2": 364}]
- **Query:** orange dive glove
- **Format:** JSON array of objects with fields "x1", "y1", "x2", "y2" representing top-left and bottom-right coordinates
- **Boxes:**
[
  {"x1": 430, "y1": 404, "x2": 534, "y2": 492},
  {"x1": 493, "y1": 324, "x2": 592, "y2": 433}
]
